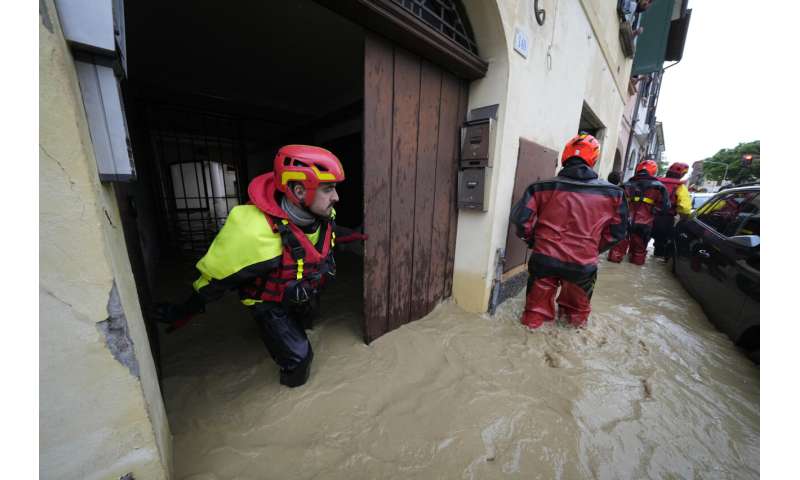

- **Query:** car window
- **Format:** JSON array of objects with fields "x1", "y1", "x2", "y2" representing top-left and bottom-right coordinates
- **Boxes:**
[
  {"x1": 733, "y1": 194, "x2": 759, "y2": 237},
  {"x1": 692, "y1": 194, "x2": 711, "y2": 209},
  {"x1": 696, "y1": 190, "x2": 759, "y2": 237}
]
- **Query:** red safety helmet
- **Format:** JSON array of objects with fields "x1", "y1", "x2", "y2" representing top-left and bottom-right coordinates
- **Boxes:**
[
  {"x1": 561, "y1": 133, "x2": 601, "y2": 168},
  {"x1": 274, "y1": 145, "x2": 345, "y2": 207},
  {"x1": 635, "y1": 159, "x2": 658, "y2": 177},
  {"x1": 667, "y1": 162, "x2": 689, "y2": 178}
]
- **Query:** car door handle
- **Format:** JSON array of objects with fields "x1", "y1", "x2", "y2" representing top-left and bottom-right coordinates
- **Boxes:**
[{"x1": 697, "y1": 249, "x2": 711, "y2": 258}]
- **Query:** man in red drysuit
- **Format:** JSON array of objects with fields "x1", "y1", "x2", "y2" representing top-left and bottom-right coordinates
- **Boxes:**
[
  {"x1": 510, "y1": 133, "x2": 628, "y2": 329},
  {"x1": 607, "y1": 159, "x2": 669, "y2": 265}
]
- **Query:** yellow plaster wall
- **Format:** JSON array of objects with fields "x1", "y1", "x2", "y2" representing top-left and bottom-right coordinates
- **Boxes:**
[
  {"x1": 453, "y1": 0, "x2": 632, "y2": 313},
  {"x1": 39, "y1": 1, "x2": 171, "y2": 478}
]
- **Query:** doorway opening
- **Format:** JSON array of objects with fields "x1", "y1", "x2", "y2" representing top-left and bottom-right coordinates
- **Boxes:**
[
  {"x1": 119, "y1": 0, "x2": 366, "y2": 385},
  {"x1": 578, "y1": 101, "x2": 606, "y2": 142},
  {"x1": 613, "y1": 148, "x2": 623, "y2": 173}
]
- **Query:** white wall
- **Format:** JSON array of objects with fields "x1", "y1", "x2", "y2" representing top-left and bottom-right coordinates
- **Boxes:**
[{"x1": 453, "y1": 0, "x2": 632, "y2": 312}]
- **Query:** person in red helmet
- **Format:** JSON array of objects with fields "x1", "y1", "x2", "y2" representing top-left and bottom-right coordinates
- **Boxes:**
[
  {"x1": 607, "y1": 158, "x2": 669, "y2": 265},
  {"x1": 510, "y1": 133, "x2": 628, "y2": 329},
  {"x1": 154, "y1": 145, "x2": 362, "y2": 388},
  {"x1": 652, "y1": 162, "x2": 692, "y2": 260}
]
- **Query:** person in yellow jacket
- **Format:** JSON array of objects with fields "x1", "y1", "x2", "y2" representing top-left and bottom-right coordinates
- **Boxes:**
[
  {"x1": 155, "y1": 145, "x2": 362, "y2": 388},
  {"x1": 652, "y1": 162, "x2": 692, "y2": 260}
]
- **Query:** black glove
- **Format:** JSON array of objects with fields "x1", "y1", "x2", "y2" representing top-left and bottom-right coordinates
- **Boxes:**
[
  {"x1": 152, "y1": 303, "x2": 186, "y2": 323},
  {"x1": 283, "y1": 279, "x2": 316, "y2": 308},
  {"x1": 152, "y1": 293, "x2": 205, "y2": 333},
  {"x1": 324, "y1": 257, "x2": 336, "y2": 280}
]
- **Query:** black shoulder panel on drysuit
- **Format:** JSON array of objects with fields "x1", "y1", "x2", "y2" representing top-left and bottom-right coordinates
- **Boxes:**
[
  {"x1": 195, "y1": 256, "x2": 283, "y2": 303},
  {"x1": 530, "y1": 178, "x2": 626, "y2": 198}
]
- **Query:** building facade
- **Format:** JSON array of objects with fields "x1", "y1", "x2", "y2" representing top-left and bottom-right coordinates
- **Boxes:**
[
  {"x1": 618, "y1": 0, "x2": 691, "y2": 179},
  {"x1": 40, "y1": 1, "x2": 685, "y2": 477}
]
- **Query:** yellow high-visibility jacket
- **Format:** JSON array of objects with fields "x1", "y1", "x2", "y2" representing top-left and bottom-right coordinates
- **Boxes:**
[
  {"x1": 192, "y1": 205, "x2": 327, "y2": 305},
  {"x1": 674, "y1": 184, "x2": 691, "y2": 215}
]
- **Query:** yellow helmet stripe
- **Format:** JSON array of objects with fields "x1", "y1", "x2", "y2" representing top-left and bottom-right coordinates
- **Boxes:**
[
  {"x1": 282, "y1": 171, "x2": 307, "y2": 185},
  {"x1": 311, "y1": 165, "x2": 337, "y2": 181}
]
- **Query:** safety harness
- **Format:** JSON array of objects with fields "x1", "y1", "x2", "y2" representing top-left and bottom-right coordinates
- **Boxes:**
[
  {"x1": 245, "y1": 215, "x2": 335, "y2": 305},
  {"x1": 275, "y1": 217, "x2": 336, "y2": 278},
  {"x1": 622, "y1": 176, "x2": 670, "y2": 230},
  {"x1": 627, "y1": 177, "x2": 666, "y2": 208}
]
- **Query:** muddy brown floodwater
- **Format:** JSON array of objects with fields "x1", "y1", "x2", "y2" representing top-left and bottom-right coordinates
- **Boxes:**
[{"x1": 160, "y1": 253, "x2": 759, "y2": 479}]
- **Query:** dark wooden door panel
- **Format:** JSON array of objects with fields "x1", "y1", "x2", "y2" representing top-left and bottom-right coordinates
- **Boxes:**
[
  {"x1": 363, "y1": 32, "x2": 467, "y2": 342},
  {"x1": 428, "y1": 72, "x2": 460, "y2": 309},
  {"x1": 410, "y1": 60, "x2": 442, "y2": 321},
  {"x1": 363, "y1": 34, "x2": 394, "y2": 342},
  {"x1": 388, "y1": 48, "x2": 421, "y2": 331},
  {"x1": 503, "y1": 138, "x2": 559, "y2": 272}
]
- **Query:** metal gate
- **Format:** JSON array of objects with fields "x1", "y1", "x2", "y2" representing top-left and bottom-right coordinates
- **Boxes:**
[{"x1": 144, "y1": 104, "x2": 247, "y2": 255}]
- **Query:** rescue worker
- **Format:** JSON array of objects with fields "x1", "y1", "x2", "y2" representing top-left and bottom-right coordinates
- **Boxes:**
[
  {"x1": 652, "y1": 162, "x2": 691, "y2": 260},
  {"x1": 155, "y1": 145, "x2": 356, "y2": 388},
  {"x1": 607, "y1": 159, "x2": 669, "y2": 265},
  {"x1": 510, "y1": 133, "x2": 628, "y2": 329}
]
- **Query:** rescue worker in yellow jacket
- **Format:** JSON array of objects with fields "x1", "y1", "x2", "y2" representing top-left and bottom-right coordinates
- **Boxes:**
[
  {"x1": 652, "y1": 162, "x2": 692, "y2": 260},
  {"x1": 155, "y1": 145, "x2": 354, "y2": 387}
]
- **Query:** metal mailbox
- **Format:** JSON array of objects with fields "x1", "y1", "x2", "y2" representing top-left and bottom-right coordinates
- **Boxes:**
[
  {"x1": 458, "y1": 167, "x2": 488, "y2": 210},
  {"x1": 460, "y1": 118, "x2": 495, "y2": 168}
]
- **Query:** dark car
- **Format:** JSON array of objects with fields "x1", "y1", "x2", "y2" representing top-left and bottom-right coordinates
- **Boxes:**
[{"x1": 673, "y1": 185, "x2": 760, "y2": 361}]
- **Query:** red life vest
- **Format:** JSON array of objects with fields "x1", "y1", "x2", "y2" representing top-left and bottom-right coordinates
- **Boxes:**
[
  {"x1": 242, "y1": 172, "x2": 336, "y2": 304},
  {"x1": 656, "y1": 176, "x2": 685, "y2": 216},
  {"x1": 249, "y1": 217, "x2": 334, "y2": 304}
]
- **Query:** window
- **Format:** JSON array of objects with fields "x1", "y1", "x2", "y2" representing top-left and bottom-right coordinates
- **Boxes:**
[
  {"x1": 696, "y1": 191, "x2": 758, "y2": 237},
  {"x1": 393, "y1": 0, "x2": 478, "y2": 55},
  {"x1": 578, "y1": 102, "x2": 605, "y2": 141},
  {"x1": 733, "y1": 195, "x2": 759, "y2": 237},
  {"x1": 692, "y1": 194, "x2": 712, "y2": 210}
]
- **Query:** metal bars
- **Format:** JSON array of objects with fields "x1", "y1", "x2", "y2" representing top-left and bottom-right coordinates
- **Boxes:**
[
  {"x1": 393, "y1": 0, "x2": 479, "y2": 54},
  {"x1": 146, "y1": 103, "x2": 243, "y2": 256}
]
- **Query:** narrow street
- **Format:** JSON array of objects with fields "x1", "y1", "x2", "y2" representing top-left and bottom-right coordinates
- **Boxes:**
[
  {"x1": 162, "y1": 253, "x2": 759, "y2": 480},
  {"x1": 37, "y1": 1, "x2": 770, "y2": 478}
]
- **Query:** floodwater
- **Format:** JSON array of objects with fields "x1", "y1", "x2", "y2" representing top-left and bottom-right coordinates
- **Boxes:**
[{"x1": 159, "y1": 253, "x2": 759, "y2": 479}]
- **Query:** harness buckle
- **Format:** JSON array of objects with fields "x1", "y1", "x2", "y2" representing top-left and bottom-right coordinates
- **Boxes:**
[{"x1": 291, "y1": 245, "x2": 306, "y2": 260}]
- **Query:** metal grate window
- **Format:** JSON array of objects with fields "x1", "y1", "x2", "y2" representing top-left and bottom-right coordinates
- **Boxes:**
[
  {"x1": 146, "y1": 104, "x2": 245, "y2": 256},
  {"x1": 393, "y1": 0, "x2": 479, "y2": 55}
]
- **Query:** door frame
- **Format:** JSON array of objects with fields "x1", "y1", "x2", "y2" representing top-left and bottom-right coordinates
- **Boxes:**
[{"x1": 315, "y1": 0, "x2": 488, "y2": 80}]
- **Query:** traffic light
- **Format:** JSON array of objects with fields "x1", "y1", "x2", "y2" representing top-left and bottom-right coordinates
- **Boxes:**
[{"x1": 741, "y1": 154, "x2": 754, "y2": 167}]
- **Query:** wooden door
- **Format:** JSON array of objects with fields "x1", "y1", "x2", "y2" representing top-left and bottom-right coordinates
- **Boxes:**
[
  {"x1": 503, "y1": 138, "x2": 559, "y2": 273},
  {"x1": 363, "y1": 33, "x2": 468, "y2": 343}
]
